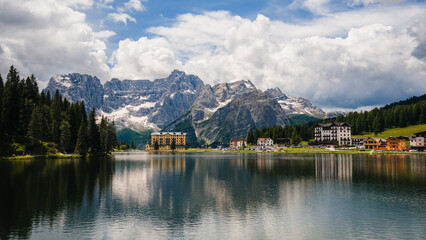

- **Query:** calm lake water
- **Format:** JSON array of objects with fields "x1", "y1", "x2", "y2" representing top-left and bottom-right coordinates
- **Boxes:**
[{"x1": 0, "y1": 153, "x2": 425, "y2": 239}]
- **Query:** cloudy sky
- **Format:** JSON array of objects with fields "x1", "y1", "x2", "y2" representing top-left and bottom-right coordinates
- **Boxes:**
[{"x1": 0, "y1": 0, "x2": 425, "y2": 110}]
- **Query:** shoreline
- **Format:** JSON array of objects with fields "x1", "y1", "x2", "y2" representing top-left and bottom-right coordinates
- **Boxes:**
[
  {"x1": 0, "y1": 154, "x2": 80, "y2": 160},
  {"x1": 4, "y1": 149, "x2": 425, "y2": 159},
  {"x1": 137, "y1": 148, "x2": 426, "y2": 155},
  {"x1": 0, "y1": 153, "x2": 112, "y2": 160}
]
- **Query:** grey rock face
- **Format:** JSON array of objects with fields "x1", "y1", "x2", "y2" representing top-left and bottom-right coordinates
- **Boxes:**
[
  {"x1": 195, "y1": 91, "x2": 290, "y2": 144},
  {"x1": 44, "y1": 70, "x2": 204, "y2": 131},
  {"x1": 149, "y1": 70, "x2": 204, "y2": 127},
  {"x1": 45, "y1": 73, "x2": 104, "y2": 110},
  {"x1": 266, "y1": 87, "x2": 326, "y2": 118},
  {"x1": 190, "y1": 80, "x2": 258, "y2": 122},
  {"x1": 102, "y1": 78, "x2": 168, "y2": 113}
]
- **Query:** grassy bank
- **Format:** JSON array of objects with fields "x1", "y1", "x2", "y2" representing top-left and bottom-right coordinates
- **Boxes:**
[
  {"x1": 1, "y1": 153, "x2": 81, "y2": 160},
  {"x1": 352, "y1": 124, "x2": 426, "y2": 139}
]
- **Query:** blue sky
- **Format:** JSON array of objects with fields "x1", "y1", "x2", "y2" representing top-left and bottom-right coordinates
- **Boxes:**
[{"x1": 0, "y1": 0, "x2": 425, "y2": 110}]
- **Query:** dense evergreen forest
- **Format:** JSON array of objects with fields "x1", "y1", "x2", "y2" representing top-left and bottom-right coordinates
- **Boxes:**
[
  {"x1": 248, "y1": 94, "x2": 426, "y2": 145},
  {"x1": 0, "y1": 66, "x2": 117, "y2": 157}
]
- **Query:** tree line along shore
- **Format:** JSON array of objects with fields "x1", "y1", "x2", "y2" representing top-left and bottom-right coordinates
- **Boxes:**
[{"x1": 0, "y1": 66, "x2": 118, "y2": 158}]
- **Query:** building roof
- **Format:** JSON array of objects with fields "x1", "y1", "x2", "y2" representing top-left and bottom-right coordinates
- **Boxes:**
[
  {"x1": 151, "y1": 132, "x2": 186, "y2": 136},
  {"x1": 316, "y1": 122, "x2": 351, "y2": 127},
  {"x1": 352, "y1": 137, "x2": 368, "y2": 140},
  {"x1": 230, "y1": 138, "x2": 246, "y2": 142},
  {"x1": 413, "y1": 131, "x2": 426, "y2": 137},
  {"x1": 258, "y1": 138, "x2": 272, "y2": 141},
  {"x1": 366, "y1": 137, "x2": 386, "y2": 142},
  {"x1": 387, "y1": 136, "x2": 407, "y2": 141}
]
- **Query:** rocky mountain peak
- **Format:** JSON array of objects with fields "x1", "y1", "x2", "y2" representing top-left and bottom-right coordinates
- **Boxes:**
[
  {"x1": 45, "y1": 73, "x2": 104, "y2": 109},
  {"x1": 266, "y1": 87, "x2": 287, "y2": 99}
]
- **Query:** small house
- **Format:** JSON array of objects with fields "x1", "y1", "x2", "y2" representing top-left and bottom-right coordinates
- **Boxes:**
[
  {"x1": 257, "y1": 138, "x2": 273, "y2": 147},
  {"x1": 230, "y1": 138, "x2": 247, "y2": 148},
  {"x1": 275, "y1": 138, "x2": 291, "y2": 147}
]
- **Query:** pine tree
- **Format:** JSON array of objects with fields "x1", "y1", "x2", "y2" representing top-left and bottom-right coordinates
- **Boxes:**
[
  {"x1": 68, "y1": 103, "x2": 80, "y2": 150},
  {"x1": 3, "y1": 66, "x2": 21, "y2": 136},
  {"x1": 59, "y1": 120, "x2": 71, "y2": 153},
  {"x1": 75, "y1": 119, "x2": 88, "y2": 156},
  {"x1": 130, "y1": 140, "x2": 136, "y2": 149},
  {"x1": 154, "y1": 140, "x2": 159, "y2": 150},
  {"x1": 420, "y1": 107, "x2": 426, "y2": 124},
  {"x1": 413, "y1": 104, "x2": 420, "y2": 123},
  {"x1": 356, "y1": 116, "x2": 364, "y2": 135},
  {"x1": 399, "y1": 109, "x2": 407, "y2": 127},
  {"x1": 40, "y1": 106, "x2": 51, "y2": 142},
  {"x1": 51, "y1": 119, "x2": 60, "y2": 143},
  {"x1": 0, "y1": 74, "x2": 9, "y2": 153},
  {"x1": 99, "y1": 117, "x2": 108, "y2": 153},
  {"x1": 272, "y1": 128, "x2": 277, "y2": 143},
  {"x1": 254, "y1": 129, "x2": 260, "y2": 144},
  {"x1": 24, "y1": 75, "x2": 38, "y2": 103},
  {"x1": 291, "y1": 129, "x2": 301, "y2": 145},
  {"x1": 19, "y1": 98, "x2": 35, "y2": 135},
  {"x1": 88, "y1": 107, "x2": 100, "y2": 153},
  {"x1": 373, "y1": 115, "x2": 381, "y2": 135},
  {"x1": 171, "y1": 138, "x2": 176, "y2": 151},
  {"x1": 0, "y1": 74, "x2": 4, "y2": 136},
  {"x1": 247, "y1": 129, "x2": 254, "y2": 145},
  {"x1": 28, "y1": 107, "x2": 42, "y2": 140}
]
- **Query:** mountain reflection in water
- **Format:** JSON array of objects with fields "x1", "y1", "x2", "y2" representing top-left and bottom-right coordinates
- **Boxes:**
[{"x1": 0, "y1": 153, "x2": 424, "y2": 239}]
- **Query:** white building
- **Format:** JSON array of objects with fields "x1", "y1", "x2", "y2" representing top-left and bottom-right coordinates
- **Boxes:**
[
  {"x1": 230, "y1": 138, "x2": 247, "y2": 148},
  {"x1": 410, "y1": 131, "x2": 425, "y2": 151},
  {"x1": 314, "y1": 122, "x2": 352, "y2": 146},
  {"x1": 257, "y1": 138, "x2": 273, "y2": 146}
]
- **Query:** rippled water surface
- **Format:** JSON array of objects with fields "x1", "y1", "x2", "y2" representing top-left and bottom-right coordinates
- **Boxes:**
[{"x1": 0, "y1": 153, "x2": 425, "y2": 239}]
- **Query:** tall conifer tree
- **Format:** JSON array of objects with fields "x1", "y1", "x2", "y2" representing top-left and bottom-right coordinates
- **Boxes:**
[
  {"x1": 88, "y1": 108, "x2": 100, "y2": 153},
  {"x1": 75, "y1": 119, "x2": 88, "y2": 156},
  {"x1": 3, "y1": 66, "x2": 21, "y2": 136},
  {"x1": 59, "y1": 120, "x2": 71, "y2": 153}
]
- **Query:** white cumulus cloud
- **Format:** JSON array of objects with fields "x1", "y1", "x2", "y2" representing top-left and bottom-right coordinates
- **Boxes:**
[
  {"x1": 0, "y1": 0, "x2": 112, "y2": 88},
  {"x1": 108, "y1": 12, "x2": 136, "y2": 24},
  {"x1": 110, "y1": 37, "x2": 182, "y2": 80},
  {"x1": 125, "y1": 0, "x2": 145, "y2": 12},
  {"x1": 112, "y1": 8, "x2": 426, "y2": 108}
]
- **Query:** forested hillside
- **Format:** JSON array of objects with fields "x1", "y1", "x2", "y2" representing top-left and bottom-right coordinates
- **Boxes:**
[
  {"x1": 327, "y1": 95, "x2": 426, "y2": 135},
  {"x1": 249, "y1": 94, "x2": 426, "y2": 145},
  {"x1": 0, "y1": 66, "x2": 117, "y2": 157}
]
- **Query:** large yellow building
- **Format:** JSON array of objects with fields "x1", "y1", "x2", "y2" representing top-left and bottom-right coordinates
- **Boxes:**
[{"x1": 147, "y1": 132, "x2": 187, "y2": 150}]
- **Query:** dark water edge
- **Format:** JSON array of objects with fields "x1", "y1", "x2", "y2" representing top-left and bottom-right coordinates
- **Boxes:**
[{"x1": 0, "y1": 153, "x2": 425, "y2": 239}]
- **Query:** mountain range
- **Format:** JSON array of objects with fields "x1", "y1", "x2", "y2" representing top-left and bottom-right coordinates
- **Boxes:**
[{"x1": 45, "y1": 70, "x2": 329, "y2": 144}]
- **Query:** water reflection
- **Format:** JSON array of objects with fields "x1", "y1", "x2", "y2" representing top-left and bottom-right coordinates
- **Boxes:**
[
  {"x1": 0, "y1": 153, "x2": 425, "y2": 239},
  {"x1": 0, "y1": 157, "x2": 114, "y2": 239}
]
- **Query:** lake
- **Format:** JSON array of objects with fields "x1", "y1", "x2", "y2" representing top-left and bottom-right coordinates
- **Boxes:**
[{"x1": 0, "y1": 153, "x2": 425, "y2": 239}]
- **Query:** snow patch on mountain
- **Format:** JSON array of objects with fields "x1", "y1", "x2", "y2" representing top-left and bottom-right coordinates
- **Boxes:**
[{"x1": 266, "y1": 88, "x2": 325, "y2": 118}]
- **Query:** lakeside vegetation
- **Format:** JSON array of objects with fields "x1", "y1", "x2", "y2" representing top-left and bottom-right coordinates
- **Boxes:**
[{"x1": 0, "y1": 66, "x2": 118, "y2": 157}]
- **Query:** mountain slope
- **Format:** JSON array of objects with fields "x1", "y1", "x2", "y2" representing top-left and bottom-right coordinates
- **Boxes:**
[
  {"x1": 266, "y1": 87, "x2": 325, "y2": 118},
  {"x1": 190, "y1": 80, "x2": 258, "y2": 123},
  {"x1": 164, "y1": 91, "x2": 291, "y2": 144}
]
